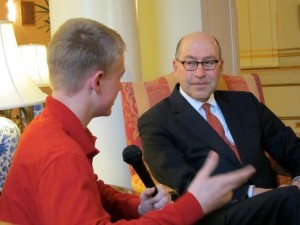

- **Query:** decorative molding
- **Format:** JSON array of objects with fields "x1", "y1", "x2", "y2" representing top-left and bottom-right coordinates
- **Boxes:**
[
  {"x1": 240, "y1": 48, "x2": 300, "y2": 59},
  {"x1": 280, "y1": 116, "x2": 300, "y2": 121},
  {"x1": 262, "y1": 83, "x2": 300, "y2": 87}
]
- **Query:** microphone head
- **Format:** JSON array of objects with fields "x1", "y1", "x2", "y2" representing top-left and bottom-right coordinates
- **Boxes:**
[{"x1": 122, "y1": 145, "x2": 143, "y2": 165}]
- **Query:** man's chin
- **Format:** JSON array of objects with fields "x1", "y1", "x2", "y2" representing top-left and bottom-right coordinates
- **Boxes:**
[
  {"x1": 191, "y1": 93, "x2": 210, "y2": 102},
  {"x1": 96, "y1": 110, "x2": 112, "y2": 117},
  {"x1": 104, "y1": 110, "x2": 112, "y2": 117}
]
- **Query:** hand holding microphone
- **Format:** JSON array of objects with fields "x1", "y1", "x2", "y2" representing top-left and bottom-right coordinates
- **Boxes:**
[
  {"x1": 123, "y1": 146, "x2": 255, "y2": 217},
  {"x1": 122, "y1": 145, "x2": 158, "y2": 197}
]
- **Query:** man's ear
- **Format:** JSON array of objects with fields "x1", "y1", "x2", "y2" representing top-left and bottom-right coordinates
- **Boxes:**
[
  {"x1": 172, "y1": 60, "x2": 177, "y2": 72},
  {"x1": 219, "y1": 59, "x2": 224, "y2": 72},
  {"x1": 90, "y1": 71, "x2": 104, "y2": 92}
]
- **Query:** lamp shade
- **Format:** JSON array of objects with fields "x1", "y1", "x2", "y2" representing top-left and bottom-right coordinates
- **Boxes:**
[
  {"x1": 19, "y1": 44, "x2": 50, "y2": 86},
  {"x1": 0, "y1": 21, "x2": 47, "y2": 110}
]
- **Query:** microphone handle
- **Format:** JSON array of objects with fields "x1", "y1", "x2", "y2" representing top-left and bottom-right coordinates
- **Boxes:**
[{"x1": 135, "y1": 161, "x2": 158, "y2": 197}]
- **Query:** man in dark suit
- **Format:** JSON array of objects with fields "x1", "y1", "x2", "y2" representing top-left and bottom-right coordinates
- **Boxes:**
[{"x1": 138, "y1": 31, "x2": 300, "y2": 225}]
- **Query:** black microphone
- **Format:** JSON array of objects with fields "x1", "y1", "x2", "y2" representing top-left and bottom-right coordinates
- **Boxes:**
[{"x1": 122, "y1": 145, "x2": 158, "y2": 197}]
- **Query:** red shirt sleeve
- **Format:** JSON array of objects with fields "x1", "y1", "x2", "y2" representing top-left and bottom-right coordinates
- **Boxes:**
[
  {"x1": 37, "y1": 155, "x2": 204, "y2": 225},
  {"x1": 1, "y1": 153, "x2": 203, "y2": 224}
]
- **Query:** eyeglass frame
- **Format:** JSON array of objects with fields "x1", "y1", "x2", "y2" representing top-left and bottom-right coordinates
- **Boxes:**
[{"x1": 175, "y1": 58, "x2": 221, "y2": 71}]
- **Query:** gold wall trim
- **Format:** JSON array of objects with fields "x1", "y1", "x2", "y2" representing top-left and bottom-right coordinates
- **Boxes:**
[
  {"x1": 262, "y1": 83, "x2": 300, "y2": 87},
  {"x1": 280, "y1": 116, "x2": 300, "y2": 120},
  {"x1": 240, "y1": 47, "x2": 300, "y2": 59}
]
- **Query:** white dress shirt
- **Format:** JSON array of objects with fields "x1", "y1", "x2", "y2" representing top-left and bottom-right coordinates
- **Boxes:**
[
  {"x1": 179, "y1": 87, "x2": 235, "y2": 145},
  {"x1": 179, "y1": 87, "x2": 255, "y2": 197}
]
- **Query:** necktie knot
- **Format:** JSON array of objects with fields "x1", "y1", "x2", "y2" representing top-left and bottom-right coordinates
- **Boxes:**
[
  {"x1": 202, "y1": 103, "x2": 224, "y2": 137},
  {"x1": 202, "y1": 102, "x2": 210, "y2": 110},
  {"x1": 202, "y1": 103, "x2": 211, "y2": 115}
]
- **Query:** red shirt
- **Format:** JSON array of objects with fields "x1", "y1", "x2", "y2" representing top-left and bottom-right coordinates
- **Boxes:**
[{"x1": 0, "y1": 96, "x2": 203, "y2": 225}]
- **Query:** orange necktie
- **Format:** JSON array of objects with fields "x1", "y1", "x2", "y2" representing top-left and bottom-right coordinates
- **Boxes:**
[{"x1": 202, "y1": 103, "x2": 242, "y2": 164}]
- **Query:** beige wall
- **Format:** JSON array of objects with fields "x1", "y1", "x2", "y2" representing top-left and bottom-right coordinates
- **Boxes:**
[
  {"x1": 276, "y1": 0, "x2": 300, "y2": 67},
  {"x1": 237, "y1": 0, "x2": 300, "y2": 68},
  {"x1": 137, "y1": 0, "x2": 202, "y2": 81},
  {"x1": 137, "y1": 1, "x2": 160, "y2": 81},
  {"x1": 0, "y1": 0, "x2": 50, "y2": 46}
]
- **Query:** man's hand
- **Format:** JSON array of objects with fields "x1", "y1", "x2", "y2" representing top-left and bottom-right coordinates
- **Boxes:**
[
  {"x1": 187, "y1": 151, "x2": 255, "y2": 215},
  {"x1": 138, "y1": 184, "x2": 172, "y2": 215},
  {"x1": 291, "y1": 179, "x2": 300, "y2": 190}
]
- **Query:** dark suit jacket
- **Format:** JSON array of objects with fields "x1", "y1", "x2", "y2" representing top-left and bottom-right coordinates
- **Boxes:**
[{"x1": 138, "y1": 83, "x2": 300, "y2": 202}]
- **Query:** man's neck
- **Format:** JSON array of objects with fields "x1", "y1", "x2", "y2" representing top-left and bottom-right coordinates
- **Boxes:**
[{"x1": 51, "y1": 90, "x2": 91, "y2": 127}]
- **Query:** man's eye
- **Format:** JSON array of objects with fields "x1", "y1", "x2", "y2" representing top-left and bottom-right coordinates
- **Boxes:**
[
  {"x1": 203, "y1": 60, "x2": 214, "y2": 65},
  {"x1": 185, "y1": 61, "x2": 196, "y2": 65}
]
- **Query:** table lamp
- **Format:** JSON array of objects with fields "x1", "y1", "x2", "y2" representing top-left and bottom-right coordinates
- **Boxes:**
[
  {"x1": 19, "y1": 44, "x2": 50, "y2": 116},
  {"x1": 19, "y1": 44, "x2": 50, "y2": 87},
  {"x1": 0, "y1": 21, "x2": 47, "y2": 191}
]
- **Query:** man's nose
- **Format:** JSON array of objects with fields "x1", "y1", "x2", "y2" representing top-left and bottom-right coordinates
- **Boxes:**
[{"x1": 194, "y1": 63, "x2": 206, "y2": 78}]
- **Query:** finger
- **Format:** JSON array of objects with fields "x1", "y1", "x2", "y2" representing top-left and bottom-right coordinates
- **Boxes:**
[
  {"x1": 140, "y1": 187, "x2": 155, "y2": 201},
  {"x1": 197, "y1": 151, "x2": 219, "y2": 178},
  {"x1": 152, "y1": 192, "x2": 170, "y2": 209},
  {"x1": 220, "y1": 165, "x2": 256, "y2": 190},
  {"x1": 151, "y1": 185, "x2": 167, "y2": 202},
  {"x1": 153, "y1": 197, "x2": 169, "y2": 209}
]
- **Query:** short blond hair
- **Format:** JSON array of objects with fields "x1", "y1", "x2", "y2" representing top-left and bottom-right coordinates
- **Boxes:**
[{"x1": 47, "y1": 18, "x2": 125, "y2": 95}]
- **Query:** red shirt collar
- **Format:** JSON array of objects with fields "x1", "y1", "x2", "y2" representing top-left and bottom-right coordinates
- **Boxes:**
[{"x1": 45, "y1": 96, "x2": 100, "y2": 158}]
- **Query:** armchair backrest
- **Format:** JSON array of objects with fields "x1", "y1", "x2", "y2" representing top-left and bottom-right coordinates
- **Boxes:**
[{"x1": 120, "y1": 73, "x2": 265, "y2": 193}]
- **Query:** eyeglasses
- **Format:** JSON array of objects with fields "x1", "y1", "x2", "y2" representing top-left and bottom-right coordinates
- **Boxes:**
[{"x1": 176, "y1": 59, "x2": 220, "y2": 71}]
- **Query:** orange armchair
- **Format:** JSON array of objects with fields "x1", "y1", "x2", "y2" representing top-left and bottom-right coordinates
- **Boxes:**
[{"x1": 120, "y1": 73, "x2": 290, "y2": 195}]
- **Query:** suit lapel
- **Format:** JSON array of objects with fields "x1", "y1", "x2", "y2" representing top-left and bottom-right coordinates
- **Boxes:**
[
  {"x1": 169, "y1": 87, "x2": 242, "y2": 166},
  {"x1": 215, "y1": 92, "x2": 248, "y2": 164}
]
